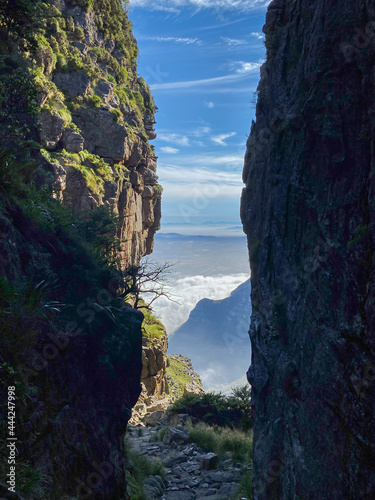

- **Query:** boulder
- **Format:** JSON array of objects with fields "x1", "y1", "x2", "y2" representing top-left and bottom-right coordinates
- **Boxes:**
[
  {"x1": 39, "y1": 110, "x2": 65, "y2": 150},
  {"x1": 184, "y1": 382, "x2": 205, "y2": 396},
  {"x1": 143, "y1": 410, "x2": 165, "y2": 426},
  {"x1": 94, "y1": 79, "x2": 114, "y2": 104},
  {"x1": 162, "y1": 427, "x2": 189, "y2": 445},
  {"x1": 72, "y1": 41, "x2": 87, "y2": 54},
  {"x1": 74, "y1": 108, "x2": 129, "y2": 161},
  {"x1": 165, "y1": 491, "x2": 194, "y2": 500},
  {"x1": 201, "y1": 452, "x2": 218, "y2": 470},
  {"x1": 61, "y1": 128, "x2": 84, "y2": 153},
  {"x1": 142, "y1": 475, "x2": 165, "y2": 499},
  {"x1": 167, "y1": 413, "x2": 194, "y2": 427},
  {"x1": 53, "y1": 71, "x2": 90, "y2": 98}
]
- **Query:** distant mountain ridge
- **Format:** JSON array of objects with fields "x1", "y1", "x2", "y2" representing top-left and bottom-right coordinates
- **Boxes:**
[{"x1": 168, "y1": 280, "x2": 252, "y2": 389}]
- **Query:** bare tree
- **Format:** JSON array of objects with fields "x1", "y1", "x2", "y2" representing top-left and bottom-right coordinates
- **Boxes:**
[{"x1": 122, "y1": 259, "x2": 179, "y2": 309}]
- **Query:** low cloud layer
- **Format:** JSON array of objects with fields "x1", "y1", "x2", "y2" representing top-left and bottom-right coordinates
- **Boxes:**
[{"x1": 150, "y1": 273, "x2": 249, "y2": 334}]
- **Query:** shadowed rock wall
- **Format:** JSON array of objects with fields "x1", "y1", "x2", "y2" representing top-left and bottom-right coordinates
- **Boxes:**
[{"x1": 241, "y1": 0, "x2": 375, "y2": 497}]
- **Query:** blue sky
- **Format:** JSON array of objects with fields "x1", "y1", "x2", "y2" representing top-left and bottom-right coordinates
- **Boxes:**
[{"x1": 128, "y1": 0, "x2": 269, "y2": 228}]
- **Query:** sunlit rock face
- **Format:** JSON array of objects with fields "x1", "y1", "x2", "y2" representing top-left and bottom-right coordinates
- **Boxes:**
[
  {"x1": 38, "y1": 0, "x2": 161, "y2": 269},
  {"x1": 241, "y1": 0, "x2": 375, "y2": 497}
]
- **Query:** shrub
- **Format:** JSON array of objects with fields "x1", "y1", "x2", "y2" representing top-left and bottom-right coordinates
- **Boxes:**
[
  {"x1": 74, "y1": 26, "x2": 85, "y2": 41},
  {"x1": 187, "y1": 422, "x2": 253, "y2": 464},
  {"x1": 141, "y1": 307, "x2": 165, "y2": 340},
  {"x1": 0, "y1": 148, "x2": 37, "y2": 196},
  {"x1": 110, "y1": 107, "x2": 123, "y2": 122},
  {"x1": 169, "y1": 386, "x2": 252, "y2": 430}
]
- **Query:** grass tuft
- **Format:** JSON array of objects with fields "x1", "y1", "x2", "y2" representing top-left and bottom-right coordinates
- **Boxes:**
[
  {"x1": 233, "y1": 469, "x2": 253, "y2": 500},
  {"x1": 187, "y1": 421, "x2": 253, "y2": 464},
  {"x1": 124, "y1": 438, "x2": 165, "y2": 499}
]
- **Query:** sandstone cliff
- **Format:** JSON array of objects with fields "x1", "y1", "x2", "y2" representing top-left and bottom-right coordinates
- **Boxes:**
[
  {"x1": 130, "y1": 312, "x2": 204, "y2": 426},
  {"x1": 3, "y1": 0, "x2": 161, "y2": 270},
  {"x1": 241, "y1": 0, "x2": 375, "y2": 498},
  {"x1": 130, "y1": 329, "x2": 171, "y2": 426}
]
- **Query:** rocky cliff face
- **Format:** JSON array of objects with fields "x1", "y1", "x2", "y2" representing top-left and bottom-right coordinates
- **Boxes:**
[
  {"x1": 0, "y1": 195, "x2": 143, "y2": 499},
  {"x1": 241, "y1": 0, "x2": 375, "y2": 497},
  {"x1": 130, "y1": 316, "x2": 204, "y2": 426},
  {"x1": 0, "y1": 0, "x2": 160, "y2": 497},
  {"x1": 130, "y1": 331, "x2": 170, "y2": 425},
  {"x1": 36, "y1": 0, "x2": 161, "y2": 269}
]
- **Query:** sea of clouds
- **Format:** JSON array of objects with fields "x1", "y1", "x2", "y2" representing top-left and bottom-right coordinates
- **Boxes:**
[{"x1": 150, "y1": 272, "x2": 250, "y2": 334}]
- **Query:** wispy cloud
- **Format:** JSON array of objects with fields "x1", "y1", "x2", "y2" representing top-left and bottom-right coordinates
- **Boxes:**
[
  {"x1": 159, "y1": 152, "x2": 243, "y2": 170},
  {"x1": 131, "y1": 0, "x2": 271, "y2": 13},
  {"x1": 204, "y1": 101, "x2": 215, "y2": 108},
  {"x1": 211, "y1": 131, "x2": 236, "y2": 146},
  {"x1": 191, "y1": 126, "x2": 211, "y2": 136},
  {"x1": 158, "y1": 164, "x2": 243, "y2": 185},
  {"x1": 160, "y1": 146, "x2": 180, "y2": 154},
  {"x1": 222, "y1": 36, "x2": 246, "y2": 46},
  {"x1": 158, "y1": 133, "x2": 189, "y2": 146},
  {"x1": 150, "y1": 60, "x2": 262, "y2": 91},
  {"x1": 141, "y1": 36, "x2": 202, "y2": 45}
]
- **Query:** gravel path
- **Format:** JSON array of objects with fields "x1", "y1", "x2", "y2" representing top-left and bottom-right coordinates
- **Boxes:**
[{"x1": 127, "y1": 420, "x2": 251, "y2": 500}]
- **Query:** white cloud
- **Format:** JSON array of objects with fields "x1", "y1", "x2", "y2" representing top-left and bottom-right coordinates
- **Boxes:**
[
  {"x1": 222, "y1": 36, "x2": 246, "y2": 46},
  {"x1": 131, "y1": 0, "x2": 271, "y2": 13},
  {"x1": 160, "y1": 153, "x2": 244, "y2": 169},
  {"x1": 251, "y1": 31, "x2": 264, "y2": 39},
  {"x1": 159, "y1": 164, "x2": 242, "y2": 184},
  {"x1": 150, "y1": 273, "x2": 250, "y2": 334},
  {"x1": 150, "y1": 61, "x2": 262, "y2": 91},
  {"x1": 157, "y1": 133, "x2": 189, "y2": 146},
  {"x1": 230, "y1": 61, "x2": 261, "y2": 74},
  {"x1": 191, "y1": 126, "x2": 211, "y2": 136},
  {"x1": 157, "y1": 163, "x2": 243, "y2": 202},
  {"x1": 142, "y1": 36, "x2": 202, "y2": 45},
  {"x1": 160, "y1": 146, "x2": 180, "y2": 154},
  {"x1": 204, "y1": 101, "x2": 215, "y2": 108},
  {"x1": 211, "y1": 131, "x2": 236, "y2": 146},
  {"x1": 159, "y1": 154, "x2": 244, "y2": 178}
]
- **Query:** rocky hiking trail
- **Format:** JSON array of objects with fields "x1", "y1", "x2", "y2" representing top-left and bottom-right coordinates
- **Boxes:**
[{"x1": 127, "y1": 415, "x2": 251, "y2": 500}]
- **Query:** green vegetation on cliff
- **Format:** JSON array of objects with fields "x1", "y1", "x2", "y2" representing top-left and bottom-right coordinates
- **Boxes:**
[
  {"x1": 0, "y1": 0, "x2": 163, "y2": 496},
  {"x1": 0, "y1": 148, "x2": 144, "y2": 496},
  {"x1": 141, "y1": 307, "x2": 166, "y2": 341},
  {"x1": 0, "y1": 0, "x2": 156, "y2": 195},
  {"x1": 166, "y1": 354, "x2": 204, "y2": 400}
]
